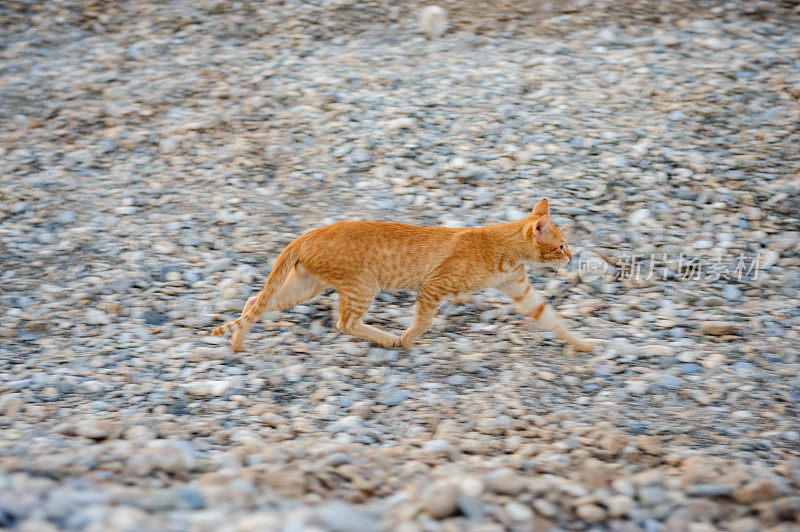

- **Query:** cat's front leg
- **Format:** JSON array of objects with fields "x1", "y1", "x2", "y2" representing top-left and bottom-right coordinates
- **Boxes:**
[
  {"x1": 230, "y1": 296, "x2": 257, "y2": 352},
  {"x1": 496, "y1": 276, "x2": 598, "y2": 352}
]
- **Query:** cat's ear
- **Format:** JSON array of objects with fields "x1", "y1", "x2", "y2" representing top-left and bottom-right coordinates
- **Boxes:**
[
  {"x1": 531, "y1": 198, "x2": 549, "y2": 218},
  {"x1": 523, "y1": 213, "x2": 551, "y2": 241},
  {"x1": 534, "y1": 213, "x2": 551, "y2": 234}
]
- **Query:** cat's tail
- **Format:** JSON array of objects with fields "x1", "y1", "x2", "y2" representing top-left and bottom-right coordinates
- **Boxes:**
[{"x1": 211, "y1": 243, "x2": 299, "y2": 338}]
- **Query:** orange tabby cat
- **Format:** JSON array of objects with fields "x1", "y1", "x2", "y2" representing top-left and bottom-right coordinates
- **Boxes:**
[{"x1": 212, "y1": 198, "x2": 598, "y2": 352}]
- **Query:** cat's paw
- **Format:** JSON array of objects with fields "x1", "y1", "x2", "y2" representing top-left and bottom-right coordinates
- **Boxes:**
[
  {"x1": 376, "y1": 334, "x2": 402, "y2": 348},
  {"x1": 400, "y1": 332, "x2": 417, "y2": 349},
  {"x1": 230, "y1": 333, "x2": 246, "y2": 352}
]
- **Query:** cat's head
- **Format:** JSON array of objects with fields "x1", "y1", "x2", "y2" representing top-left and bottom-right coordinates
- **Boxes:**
[{"x1": 524, "y1": 198, "x2": 572, "y2": 265}]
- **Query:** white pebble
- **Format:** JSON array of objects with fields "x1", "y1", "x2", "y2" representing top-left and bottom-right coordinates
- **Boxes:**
[{"x1": 419, "y1": 6, "x2": 448, "y2": 38}]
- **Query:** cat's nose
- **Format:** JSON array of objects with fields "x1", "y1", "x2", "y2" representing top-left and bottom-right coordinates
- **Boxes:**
[{"x1": 565, "y1": 247, "x2": 573, "y2": 261}]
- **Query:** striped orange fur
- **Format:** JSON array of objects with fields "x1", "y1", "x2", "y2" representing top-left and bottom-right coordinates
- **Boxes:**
[{"x1": 211, "y1": 198, "x2": 598, "y2": 353}]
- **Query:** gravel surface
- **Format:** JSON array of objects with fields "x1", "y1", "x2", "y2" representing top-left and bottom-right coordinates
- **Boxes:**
[{"x1": 1, "y1": 1, "x2": 799, "y2": 530}]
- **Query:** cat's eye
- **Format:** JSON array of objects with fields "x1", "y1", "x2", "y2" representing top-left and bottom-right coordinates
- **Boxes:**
[{"x1": 560, "y1": 245, "x2": 565, "y2": 251}]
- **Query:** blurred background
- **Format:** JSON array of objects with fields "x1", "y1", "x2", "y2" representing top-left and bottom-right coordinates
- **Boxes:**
[{"x1": 1, "y1": 1, "x2": 799, "y2": 531}]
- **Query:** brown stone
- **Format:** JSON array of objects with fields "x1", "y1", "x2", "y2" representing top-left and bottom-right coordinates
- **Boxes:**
[
  {"x1": 599, "y1": 430, "x2": 628, "y2": 456},
  {"x1": 486, "y1": 468, "x2": 527, "y2": 495},
  {"x1": 700, "y1": 320, "x2": 738, "y2": 336},
  {"x1": 423, "y1": 482, "x2": 460, "y2": 519},
  {"x1": 635, "y1": 435, "x2": 663, "y2": 455},
  {"x1": 575, "y1": 503, "x2": 606, "y2": 523},
  {"x1": 733, "y1": 479, "x2": 779, "y2": 504}
]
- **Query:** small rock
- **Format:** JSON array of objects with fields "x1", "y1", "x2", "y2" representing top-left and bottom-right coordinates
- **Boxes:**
[
  {"x1": 176, "y1": 489, "x2": 205, "y2": 510},
  {"x1": 639, "y1": 485, "x2": 667, "y2": 506},
  {"x1": 160, "y1": 136, "x2": 180, "y2": 153},
  {"x1": 701, "y1": 353, "x2": 727, "y2": 369},
  {"x1": 700, "y1": 321, "x2": 738, "y2": 336},
  {"x1": 207, "y1": 258, "x2": 233, "y2": 273},
  {"x1": 347, "y1": 149, "x2": 372, "y2": 165},
  {"x1": 733, "y1": 479, "x2": 778, "y2": 504},
  {"x1": 75, "y1": 420, "x2": 117, "y2": 440},
  {"x1": 124, "y1": 424, "x2": 157, "y2": 441},
  {"x1": 626, "y1": 380, "x2": 650, "y2": 394},
  {"x1": 607, "y1": 494, "x2": 634, "y2": 517},
  {"x1": 459, "y1": 166, "x2": 493, "y2": 182},
  {"x1": 142, "y1": 310, "x2": 168, "y2": 326},
  {"x1": 505, "y1": 501, "x2": 534, "y2": 521},
  {"x1": 237, "y1": 513, "x2": 282, "y2": 531},
  {"x1": 56, "y1": 211, "x2": 78, "y2": 224},
  {"x1": 721, "y1": 285, "x2": 742, "y2": 300},
  {"x1": 110, "y1": 275, "x2": 132, "y2": 293},
  {"x1": 486, "y1": 469, "x2": 526, "y2": 496},
  {"x1": 349, "y1": 400, "x2": 373, "y2": 419},
  {"x1": 690, "y1": 389, "x2": 713, "y2": 405},
  {"x1": 687, "y1": 524, "x2": 716, "y2": 532},
  {"x1": 183, "y1": 380, "x2": 232, "y2": 397},
  {"x1": 563, "y1": 375, "x2": 581, "y2": 386},
  {"x1": 261, "y1": 412, "x2": 288, "y2": 428},
  {"x1": 599, "y1": 430, "x2": 628, "y2": 455},
  {"x1": 726, "y1": 517, "x2": 761, "y2": 532},
  {"x1": 423, "y1": 482, "x2": 460, "y2": 519},
  {"x1": 538, "y1": 370, "x2": 556, "y2": 382},
  {"x1": 96, "y1": 138, "x2": 116, "y2": 154},
  {"x1": 86, "y1": 310, "x2": 111, "y2": 325},
  {"x1": 684, "y1": 498, "x2": 722, "y2": 522},
  {"x1": 687, "y1": 484, "x2": 735, "y2": 497},
  {"x1": 127, "y1": 440, "x2": 196, "y2": 476},
  {"x1": 447, "y1": 374, "x2": 468, "y2": 385},
  {"x1": 457, "y1": 496, "x2": 486, "y2": 520},
  {"x1": 594, "y1": 364, "x2": 614, "y2": 376},
  {"x1": 422, "y1": 439, "x2": 451, "y2": 452},
  {"x1": 316, "y1": 502, "x2": 379, "y2": 532},
  {"x1": 419, "y1": 6, "x2": 448, "y2": 38},
  {"x1": 656, "y1": 373, "x2": 683, "y2": 390},
  {"x1": 16, "y1": 519, "x2": 60, "y2": 532},
  {"x1": 575, "y1": 503, "x2": 606, "y2": 523},
  {"x1": 760, "y1": 249, "x2": 780, "y2": 269},
  {"x1": 629, "y1": 208, "x2": 651, "y2": 225},
  {"x1": 388, "y1": 117, "x2": 417, "y2": 130},
  {"x1": 681, "y1": 363, "x2": 703, "y2": 375},
  {"x1": 635, "y1": 435, "x2": 662, "y2": 455},
  {"x1": 377, "y1": 388, "x2": 409, "y2": 407},
  {"x1": 532, "y1": 499, "x2": 557, "y2": 518},
  {"x1": 732, "y1": 362, "x2": 755, "y2": 377}
]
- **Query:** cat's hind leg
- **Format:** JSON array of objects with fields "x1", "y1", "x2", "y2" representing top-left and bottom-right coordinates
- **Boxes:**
[
  {"x1": 336, "y1": 290, "x2": 401, "y2": 348},
  {"x1": 400, "y1": 288, "x2": 443, "y2": 349},
  {"x1": 230, "y1": 264, "x2": 327, "y2": 352},
  {"x1": 497, "y1": 276, "x2": 597, "y2": 352}
]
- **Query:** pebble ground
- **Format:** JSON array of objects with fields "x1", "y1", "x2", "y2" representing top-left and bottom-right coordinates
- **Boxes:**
[{"x1": 1, "y1": 1, "x2": 799, "y2": 531}]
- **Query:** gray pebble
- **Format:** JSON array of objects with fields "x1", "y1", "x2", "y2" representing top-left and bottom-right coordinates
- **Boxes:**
[
  {"x1": 142, "y1": 310, "x2": 168, "y2": 326},
  {"x1": 655, "y1": 373, "x2": 683, "y2": 390},
  {"x1": 377, "y1": 389, "x2": 409, "y2": 407},
  {"x1": 732, "y1": 362, "x2": 755, "y2": 377},
  {"x1": 56, "y1": 211, "x2": 78, "y2": 224}
]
